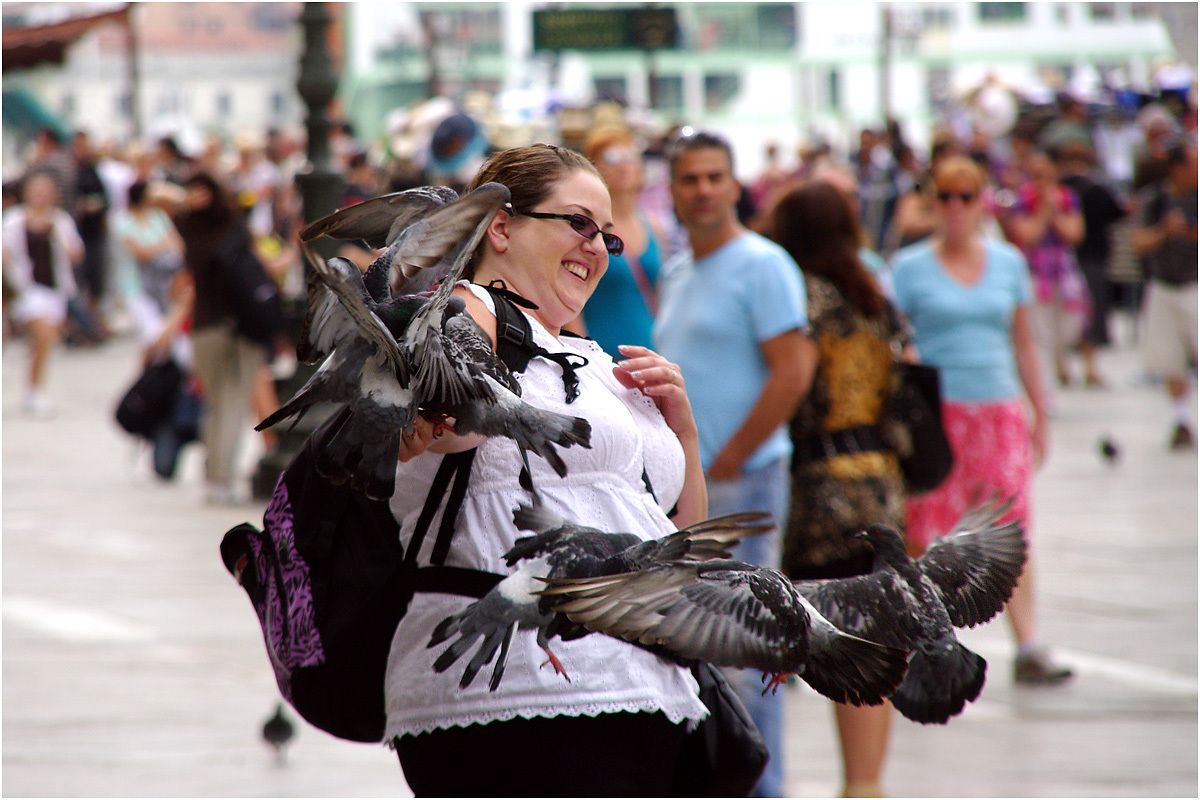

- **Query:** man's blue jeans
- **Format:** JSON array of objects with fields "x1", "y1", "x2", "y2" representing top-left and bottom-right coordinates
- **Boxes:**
[{"x1": 705, "y1": 457, "x2": 790, "y2": 798}]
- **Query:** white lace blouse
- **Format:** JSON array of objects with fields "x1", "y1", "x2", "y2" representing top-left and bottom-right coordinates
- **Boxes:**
[{"x1": 383, "y1": 284, "x2": 708, "y2": 740}]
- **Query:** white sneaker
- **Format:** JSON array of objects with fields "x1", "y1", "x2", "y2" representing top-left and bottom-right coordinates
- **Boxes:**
[{"x1": 21, "y1": 391, "x2": 56, "y2": 419}]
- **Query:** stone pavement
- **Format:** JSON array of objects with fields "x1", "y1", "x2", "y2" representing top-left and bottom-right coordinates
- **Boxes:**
[{"x1": 2, "y1": 320, "x2": 1196, "y2": 798}]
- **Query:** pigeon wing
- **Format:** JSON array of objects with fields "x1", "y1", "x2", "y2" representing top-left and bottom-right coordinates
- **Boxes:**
[
  {"x1": 304, "y1": 244, "x2": 408, "y2": 383},
  {"x1": 300, "y1": 186, "x2": 458, "y2": 249},
  {"x1": 795, "y1": 571, "x2": 924, "y2": 651},
  {"x1": 404, "y1": 183, "x2": 511, "y2": 408},
  {"x1": 917, "y1": 518, "x2": 1027, "y2": 628},
  {"x1": 542, "y1": 561, "x2": 809, "y2": 674}
]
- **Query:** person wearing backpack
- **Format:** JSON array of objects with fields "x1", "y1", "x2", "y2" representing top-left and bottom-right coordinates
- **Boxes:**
[{"x1": 376, "y1": 144, "x2": 714, "y2": 795}]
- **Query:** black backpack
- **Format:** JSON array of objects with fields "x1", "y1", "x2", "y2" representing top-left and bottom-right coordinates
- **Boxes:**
[{"x1": 218, "y1": 285, "x2": 583, "y2": 742}]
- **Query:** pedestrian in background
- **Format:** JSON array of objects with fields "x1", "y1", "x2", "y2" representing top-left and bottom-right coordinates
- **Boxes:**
[
  {"x1": 174, "y1": 171, "x2": 270, "y2": 504},
  {"x1": 1131, "y1": 139, "x2": 1198, "y2": 450},
  {"x1": 769, "y1": 179, "x2": 907, "y2": 798},
  {"x1": 1005, "y1": 150, "x2": 1091, "y2": 395},
  {"x1": 655, "y1": 129, "x2": 816, "y2": 798},
  {"x1": 1057, "y1": 142, "x2": 1130, "y2": 384},
  {"x1": 567, "y1": 126, "x2": 667, "y2": 357},
  {"x1": 892, "y1": 155, "x2": 1073, "y2": 686},
  {"x1": 2, "y1": 171, "x2": 85, "y2": 418}
]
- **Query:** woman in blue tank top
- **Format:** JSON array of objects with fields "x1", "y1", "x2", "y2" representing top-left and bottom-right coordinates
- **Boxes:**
[{"x1": 569, "y1": 127, "x2": 666, "y2": 357}]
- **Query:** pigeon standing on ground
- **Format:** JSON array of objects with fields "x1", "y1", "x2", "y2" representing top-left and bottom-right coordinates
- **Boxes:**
[
  {"x1": 261, "y1": 702, "x2": 295, "y2": 765},
  {"x1": 427, "y1": 503, "x2": 774, "y2": 692},
  {"x1": 795, "y1": 496, "x2": 1027, "y2": 723},
  {"x1": 257, "y1": 183, "x2": 592, "y2": 499},
  {"x1": 539, "y1": 555, "x2": 911, "y2": 708},
  {"x1": 1099, "y1": 435, "x2": 1120, "y2": 464}
]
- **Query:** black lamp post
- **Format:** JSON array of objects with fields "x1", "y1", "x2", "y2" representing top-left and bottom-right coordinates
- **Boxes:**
[{"x1": 251, "y1": 1, "x2": 345, "y2": 499}]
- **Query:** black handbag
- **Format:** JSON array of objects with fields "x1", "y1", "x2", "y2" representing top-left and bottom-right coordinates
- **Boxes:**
[
  {"x1": 883, "y1": 360, "x2": 954, "y2": 495},
  {"x1": 673, "y1": 663, "x2": 769, "y2": 797},
  {"x1": 113, "y1": 358, "x2": 184, "y2": 439}
]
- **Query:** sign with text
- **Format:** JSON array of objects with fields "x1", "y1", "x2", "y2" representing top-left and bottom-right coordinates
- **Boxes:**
[{"x1": 532, "y1": 7, "x2": 678, "y2": 52}]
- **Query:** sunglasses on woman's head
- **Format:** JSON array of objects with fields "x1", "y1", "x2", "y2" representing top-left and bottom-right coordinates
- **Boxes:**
[
  {"x1": 936, "y1": 190, "x2": 977, "y2": 204},
  {"x1": 522, "y1": 210, "x2": 625, "y2": 256}
]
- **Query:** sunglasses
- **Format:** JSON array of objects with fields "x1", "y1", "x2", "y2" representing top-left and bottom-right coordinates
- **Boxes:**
[
  {"x1": 522, "y1": 211, "x2": 625, "y2": 256},
  {"x1": 936, "y1": 190, "x2": 978, "y2": 204}
]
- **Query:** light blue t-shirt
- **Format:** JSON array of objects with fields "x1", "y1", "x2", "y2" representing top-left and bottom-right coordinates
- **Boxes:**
[
  {"x1": 891, "y1": 239, "x2": 1033, "y2": 403},
  {"x1": 654, "y1": 231, "x2": 808, "y2": 473}
]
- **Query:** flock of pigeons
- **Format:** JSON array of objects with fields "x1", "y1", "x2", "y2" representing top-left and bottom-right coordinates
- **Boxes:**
[{"x1": 261, "y1": 183, "x2": 1030, "y2": 730}]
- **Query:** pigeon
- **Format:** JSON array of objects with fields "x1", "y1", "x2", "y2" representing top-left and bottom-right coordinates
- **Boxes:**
[
  {"x1": 261, "y1": 701, "x2": 295, "y2": 764},
  {"x1": 1099, "y1": 436, "x2": 1120, "y2": 464},
  {"x1": 258, "y1": 182, "x2": 592, "y2": 500},
  {"x1": 539, "y1": 557, "x2": 910, "y2": 708},
  {"x1": 795, "y1": 495, "x2": 1027, "y2": 723},
  {"x1": 427, "y1": 503, "x2": 775, "y2": 692}
]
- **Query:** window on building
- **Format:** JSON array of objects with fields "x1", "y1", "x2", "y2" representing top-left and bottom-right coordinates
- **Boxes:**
[
  {"x1": 921, "y1": 4, "x2": 955, "y2": 29},
  {"x1": 691, "y1": 3, "x2": 796, "y2": 50},
  {"x1": 704, "y1": 73, "x2": 740, "y2": 110},
  {"x1": 117, "y1": 92, "x2": 131, "y2": 117},
  {"x1": 977, "y1": 2, "x2": 1026, "y2": 23},
  {"x1": 1089, "y1": 3, "x2": 1117, "y2": 21},
  {"x1": 216, "y1": 92, "x2": 232, "y2": 118},
  {"x1": 926, "y1": 66, "x2": 952, "y2": 110},
  {"x1": 594, "y1": 76, "x2": 628, "y2": 105},
  {"x1": 1054, "y1": 3, "x2": 1070, "y2": 25},
  {"x1": 60, "y1": 93, "x2": 75, "y2": 117},
  {"x1": 1131, "y1": 3, "x2": 1156, "y2": 18},
  {"x1": 206, "y1": 16, "x2": 224, "y2": 35},
  {"x1": 650, "y1": 74, "x2": 684, "y2": 113},
  {"x1": 270, "y1": 92, "x2": 286, "y2": 117},
  {"x1": 827, "y1": 68, "x2": 841, "y2": 112}
]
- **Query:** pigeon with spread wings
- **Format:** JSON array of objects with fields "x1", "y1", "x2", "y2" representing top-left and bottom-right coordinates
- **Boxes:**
[
  {"x1": 796, "y1": 495, "x2": 1028, "y2": 723},
  {"x1": 259, "y1": 183, "x2": 592, "y2": 499},
  {"x1": 427, "y1": 503, "x2": 775, "y2": 693},
  {"x1": 538, "y1": 555, "x2": 910, "y2": 708}
]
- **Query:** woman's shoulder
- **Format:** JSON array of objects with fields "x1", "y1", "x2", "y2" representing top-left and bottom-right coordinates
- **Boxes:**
[
  {"x1": 984, "y1": 237, "x2": 1026, "y2": 270},
  {"x1": 891, "y1": 240, "x2": 936, "y2": 273}
]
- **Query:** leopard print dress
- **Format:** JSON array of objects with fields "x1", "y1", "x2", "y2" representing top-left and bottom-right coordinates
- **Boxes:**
[{"x1": 783, "y1": 274, "x2": 909, "y2": 578}]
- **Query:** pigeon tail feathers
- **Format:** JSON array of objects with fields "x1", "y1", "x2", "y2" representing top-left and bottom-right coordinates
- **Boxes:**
[{"x1": 890, "y1": 641, "x2": 986, "y2": 724}]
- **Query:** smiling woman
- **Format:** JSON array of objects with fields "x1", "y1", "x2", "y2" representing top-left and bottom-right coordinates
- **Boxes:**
[{"x1": 382, "y1": 143, "x2": 716, "y2": 796}]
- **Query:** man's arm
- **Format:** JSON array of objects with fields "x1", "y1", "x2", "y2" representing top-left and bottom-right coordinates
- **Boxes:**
[{"x1": 707, "y1": 327, "x2": 817, "y2": 479}]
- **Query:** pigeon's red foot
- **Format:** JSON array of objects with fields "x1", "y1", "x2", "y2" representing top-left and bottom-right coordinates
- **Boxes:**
[
  {"x1": 761, "y1": 672, "x2": 794, "y2": 695},
  {"x1": 540, "y1": 649, "x2": 571, "y2": 683}
]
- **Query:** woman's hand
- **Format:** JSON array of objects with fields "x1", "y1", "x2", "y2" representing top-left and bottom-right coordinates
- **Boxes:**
[
  {"x1": 397, "y1": 416, "x2": 444, "y2": 463},
  {"x1": 1030, "y1": 409, "x2": 1049, "y2": 470},
  {"x1": 613, "y1": 344, "x2": 698, "y2": 442}
]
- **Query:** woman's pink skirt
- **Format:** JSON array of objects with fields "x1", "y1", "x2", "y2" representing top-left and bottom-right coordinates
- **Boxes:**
[{"x1": 905, "y1": 398, "x2": 1031, "y2": 554}]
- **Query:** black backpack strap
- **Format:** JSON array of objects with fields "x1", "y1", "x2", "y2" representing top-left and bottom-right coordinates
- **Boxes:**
[{"x1": 483, "y1": 280, "x2": 589, "y2": 404}]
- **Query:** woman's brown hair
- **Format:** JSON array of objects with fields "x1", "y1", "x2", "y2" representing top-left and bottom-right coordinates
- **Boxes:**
[
  {"x1": 463, "y1": 143, "x2": 601, "y2": 277},
  {"x1": 768, "y1": 180, "x2": 887, "y2": 319}
]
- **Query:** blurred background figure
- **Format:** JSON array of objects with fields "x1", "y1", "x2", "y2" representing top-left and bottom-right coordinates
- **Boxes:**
[
  {"x1": 892, "y1": 155, "x2": 1073, "y2": 687},
  {"x1": 569, "y1": 126, "x2": 667, "y2": 357},
  {"x1": 769, "y1": 180, "x2": 908, "y2": 799},
  {"x1": 174, "y1": 171, "x2": 272, "y2": 504},
  {"x1": 1056, "y1": 142, "x2": 1130, "y2": 384},
  {"x1": 2, "y1": 171, "x2": 85, "y2": 418},
  {"x1": 1004, "y1": 150, "x2": 1090, "y2": 396},
  {"x1": 116, "y1": 179, "x2": 186, "y2": 342},
  {"x1": 71, "y1": 130, "x2": 112, "y2": 343},
  {"x1": 1131, "y1": 139, "x2": 1198, "y2": 450}
]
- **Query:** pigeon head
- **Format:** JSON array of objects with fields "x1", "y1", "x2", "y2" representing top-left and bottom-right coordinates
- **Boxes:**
[{"x1": 854, "y1": 525, "x2": 909, "y2": 559}]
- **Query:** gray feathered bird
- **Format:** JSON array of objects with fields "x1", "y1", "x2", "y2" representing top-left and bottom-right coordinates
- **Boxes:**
[
  {"x1": 795, "y1": 495, "x2": 1027, "y2": 723},
  {"x1": 427, "y1": 503, "x2": 774, "y2": 692},
  {"x1": 539, "y1": 555, "x2": 910, "y2": 708},
  {"x1": 258, "y1": 183, "x2": 592, "y2": 499}
]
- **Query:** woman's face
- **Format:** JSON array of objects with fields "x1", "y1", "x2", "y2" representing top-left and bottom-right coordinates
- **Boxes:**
[
  {"x1": 493, "y1": 168, "x2": 613, "y2": 330},
  {"x1": 594, "y1": 142, "x2": 643, "y2": 197},
  {"x1": 22, "y1": 174, "x2": 57, "y2": 210},
  {"x1": 934, "y1": 174, "x2": 983, "y2": 239}
]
